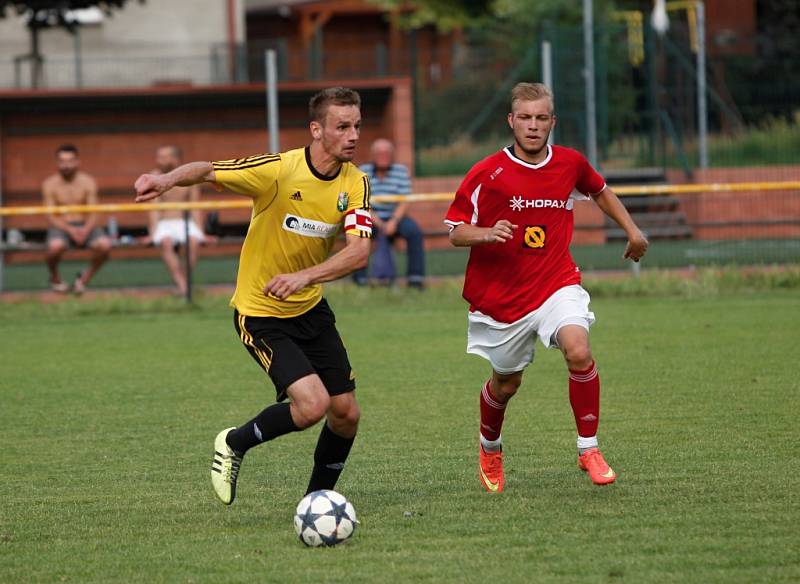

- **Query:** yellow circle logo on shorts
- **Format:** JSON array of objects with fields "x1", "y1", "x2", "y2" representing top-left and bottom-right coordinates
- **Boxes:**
[{"x1": 523, "y1": 225, "x2": 546, "y2": 248}]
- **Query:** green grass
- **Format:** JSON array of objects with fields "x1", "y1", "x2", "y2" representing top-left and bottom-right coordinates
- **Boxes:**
[{"x1": 1, "y1": 284, "x2": 799, "y2": 583}]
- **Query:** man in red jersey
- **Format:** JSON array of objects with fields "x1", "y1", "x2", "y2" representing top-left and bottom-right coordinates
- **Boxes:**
[{"x1": 444, "y1": 83, "x2": 649, "y2": 491}]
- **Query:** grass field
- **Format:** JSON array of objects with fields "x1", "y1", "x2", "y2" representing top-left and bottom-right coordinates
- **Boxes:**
[{"x1": 1, "y1": 282, "x2": 799, "y2": 583}]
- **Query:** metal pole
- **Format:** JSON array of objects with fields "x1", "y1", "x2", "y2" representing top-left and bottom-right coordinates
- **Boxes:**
[
  {"x1": 0, "y1": 119, "x2": 4, "y2": 293},
  {"x1": 73, "y1": 27, "x2": 83, "y2": 89},
  {"x1": 541, "y1": 40, "x2": 554, "y2": 145},
  {"x1": 265, "y1": 49, "x2": 280, "y2": 153},
  {"x1": 183, "y1": 210, "x2": 192, "y2": 304},
  {"x1": 583, "y1": 0, "x2": 598, "y2": 167},
  {"x1": 696, "y1": 1, "x2": 708, "y2": 168},
  {"x1": 630, "y1": 257, "x2": 642, "y2": 278}
]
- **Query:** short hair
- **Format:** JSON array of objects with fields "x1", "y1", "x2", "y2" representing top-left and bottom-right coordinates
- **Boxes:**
[
  {"x1": 309, "y1": 87, "x2": 361, "y2": 123},
  {"x1": 511, "y1": 83, "x2": 554, "y2": 113},
  {"x1": 158, "y1": 144, "x2": 182, "y2": 160},
  {"x1": 56, "y1": 143, "x2": 79, "y2": 157}
]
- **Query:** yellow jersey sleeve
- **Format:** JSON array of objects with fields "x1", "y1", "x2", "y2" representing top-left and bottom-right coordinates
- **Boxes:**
[
  {"x1": 343, "y1": 174, "x2": 373, "y2": 238},
  {"x1": 212, "y1": 154, "x2": 281, "y2": 199}
]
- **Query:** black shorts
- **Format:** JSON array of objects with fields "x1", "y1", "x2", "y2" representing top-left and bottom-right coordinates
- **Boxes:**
[{"x1": 233, "y1": 298, "x2": 356, "y2": 402}]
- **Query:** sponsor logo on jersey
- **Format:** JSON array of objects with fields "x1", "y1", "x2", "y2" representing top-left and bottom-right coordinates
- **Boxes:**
[
  {"x1": 509, "y1": 195, "x2": 573, "y2": 212},
  {"x1": 336, "y1": 191, "x2": 349, "y2": 211},
  {"x1": 290, "y1": 191, "x2": 303, "y2": 201},
  {"x1": 490, "y1": 166, "x2": 504, "y2": 180},
  {"x1": 522, "y1": 225, "x2": 546, "y2": 249},
  {"x1": 282, "y1": 214, "x2": 339, "y2": 238}
]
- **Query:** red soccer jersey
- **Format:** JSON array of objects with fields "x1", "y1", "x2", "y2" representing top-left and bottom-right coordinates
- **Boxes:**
[{"x1": 444, "y1": 145, "x2": 606, "y2": 323}]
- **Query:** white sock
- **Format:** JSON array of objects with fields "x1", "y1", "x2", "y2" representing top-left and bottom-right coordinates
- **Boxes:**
[
  {"x1": 480, "y1": 434, "x2": 503, "y2": 452},
  {"x1": 577, "y1": 435, "x2": 598, "y2": 453}
]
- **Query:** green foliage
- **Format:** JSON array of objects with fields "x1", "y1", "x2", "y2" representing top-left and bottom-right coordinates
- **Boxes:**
[
  {"x1": 416, "y1": 135, "x2": 509, "y2": 175},
  {"x1": 369, "y1": 0, "x2": 618, "y2": 31},
  {"x1": 647, "y1": 113, "x2": 800, "y2": 168},
  {"x1": 0, "y1": 0, "x2": 143, "y2": 26},
  {"x1": 707, "y1": 114, "x2": 800, "y2": 167},
  {"x1": 369, "y1": 0, "x2": 494, "y2": 31}
]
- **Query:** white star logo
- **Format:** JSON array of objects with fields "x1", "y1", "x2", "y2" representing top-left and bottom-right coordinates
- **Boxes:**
[{"x1": 509, "y1": 196, "x2": 524, "y2": 211}]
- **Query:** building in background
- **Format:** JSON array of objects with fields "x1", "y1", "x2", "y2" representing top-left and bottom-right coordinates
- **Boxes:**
[
  {"x1": 0, "y1": 0, "x2": 246, "y2": 89},
  {"x1": 244, "y1": 0, "x2": 460, "y2": 87},
  {"x1": 0, "y1": 0, "x2": 461, "y2": 91}
]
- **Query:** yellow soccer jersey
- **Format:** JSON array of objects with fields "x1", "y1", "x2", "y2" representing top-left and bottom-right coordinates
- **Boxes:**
[{"x1": 213, "y1": 146, "x2": 372, "y2": 318}]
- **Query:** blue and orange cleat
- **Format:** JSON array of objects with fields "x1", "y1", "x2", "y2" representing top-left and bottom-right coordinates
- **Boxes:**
[
  {"x1": 578, "y1": 448, "x2": 617, "y2": 485},
  {"x1": 479, "y1": 443, "x2": 505, "y2": 493}
]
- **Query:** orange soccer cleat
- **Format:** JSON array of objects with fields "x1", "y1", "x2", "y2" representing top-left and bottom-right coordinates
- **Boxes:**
[
  {"x1": 479, "y1": 443, "x2": 505, "y2": 493},
  {"x1": 578, "y1": 448, "x2": 617, "y2": 485}
]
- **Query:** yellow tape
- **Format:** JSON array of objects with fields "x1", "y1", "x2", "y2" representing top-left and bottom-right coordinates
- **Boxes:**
[{"x1": 0, "y1": 181, "x2": 798, "y2": 217}]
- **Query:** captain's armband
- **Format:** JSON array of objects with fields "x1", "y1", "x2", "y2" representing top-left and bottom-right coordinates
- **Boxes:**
[{"x1": 344, "y1": 208, "x2": 373, "y2": 236}]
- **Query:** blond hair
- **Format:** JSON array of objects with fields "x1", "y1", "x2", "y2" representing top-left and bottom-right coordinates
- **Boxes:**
[{"x1": 511, "y1": 83, "x2": 554, "y2": 113}]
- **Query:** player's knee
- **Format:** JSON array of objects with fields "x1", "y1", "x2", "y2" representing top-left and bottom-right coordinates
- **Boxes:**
[
  {"x1": 47, "y1": 240, "x2": 66, "y2": 255},
  {"x1": 492, "y1": 375, "x2": 522, "y2": 400},
  {"x1": 94, "y1": 237, "x2": 112, "y2": 254},
  {"x1": 294, "y1": 392, "x2": 330, "y2": 428},
  {"x1": 336, "y1": 401, "x2": 361, "y2": 430},
  {"x1": 564, "y1": 345, "x2": 593, "y2": 370},
  {"x1": 324, "y1": 403, "x2": 359, "y2": 440}
]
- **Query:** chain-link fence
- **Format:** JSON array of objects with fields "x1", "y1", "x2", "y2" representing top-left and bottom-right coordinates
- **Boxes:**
[{"x1": 1, "y1": 14, "x2": 798, "y2": 292}]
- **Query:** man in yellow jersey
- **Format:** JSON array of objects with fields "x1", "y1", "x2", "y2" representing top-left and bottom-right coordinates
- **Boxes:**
[{"x1": 134, "y1": 87, "x2": 372, "y2": 505}]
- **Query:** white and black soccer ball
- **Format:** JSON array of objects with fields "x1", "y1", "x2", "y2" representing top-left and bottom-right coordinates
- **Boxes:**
[{"x1": 294, "y1": 489, "x2": 357, "y2": 547}]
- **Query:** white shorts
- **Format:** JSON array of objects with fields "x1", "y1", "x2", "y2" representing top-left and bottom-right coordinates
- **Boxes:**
[
  {"x1": 466, "y1": 284, "x2": 595, "y2": 374},
  {"x1": 152, "y1": 219, "x2": 204, "y2": 245}
]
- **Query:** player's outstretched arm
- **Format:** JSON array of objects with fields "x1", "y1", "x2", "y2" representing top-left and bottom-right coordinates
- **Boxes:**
[
  {"x1": 134, "y1": 162, "x2": 216, "y2": 203},
  {"x1": 264, "y1": 234, "x2": 370, "y2": 300},
  {"x1": 592, "y1": 187, "x2": 649, "y2": 262},
  {"x1": 449, "y1": 220, "x2": 518, "y2": 247}
]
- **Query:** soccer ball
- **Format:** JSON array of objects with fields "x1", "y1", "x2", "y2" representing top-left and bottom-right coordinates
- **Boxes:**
[{"x1": 294, "y1": 490, "x2": 357, "y2": 547}]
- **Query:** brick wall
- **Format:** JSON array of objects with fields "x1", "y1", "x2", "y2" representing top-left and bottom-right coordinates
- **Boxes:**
[
  {"x1": 0, "y1": 79, "x2": 412, "y2": 235},
  {"x1": 667, "y1": 166, "x2": 800, "y2": 240}
]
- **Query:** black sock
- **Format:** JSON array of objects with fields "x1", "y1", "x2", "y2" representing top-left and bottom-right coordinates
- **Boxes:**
[
  {"x1": 226, "y1": 402, "x2": 299, "y2": 455},
  {"x1": 305, "y1": 424, "x2": 356, "y2": 495}
]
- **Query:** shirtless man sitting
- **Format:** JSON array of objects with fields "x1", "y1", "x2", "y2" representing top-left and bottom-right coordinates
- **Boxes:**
[
  {"x1": 44, "y1": 143, "x2": 112, "y2": 294},
  {"x1": 140, "y1": 145, "x2": 210, "y2": 295}
]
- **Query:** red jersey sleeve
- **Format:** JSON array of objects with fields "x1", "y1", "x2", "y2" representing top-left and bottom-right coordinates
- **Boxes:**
[
  {"x1": 576, "y1": 155, "x2": 606, "y2": 196},
  {"x1": 444, "y1": 164, "x2": 485, "y2": 230}
]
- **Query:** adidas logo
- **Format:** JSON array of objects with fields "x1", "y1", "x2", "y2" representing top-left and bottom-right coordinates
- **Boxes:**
[{"x1": 290, "y1": 191, "x2": 303, "y2": 201}]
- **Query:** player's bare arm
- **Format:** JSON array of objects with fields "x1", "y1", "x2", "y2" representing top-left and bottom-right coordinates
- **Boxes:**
[
  {"x1": 265, "y1": 234, "x2": 370, "y2": 300},
  {"x1": 134, "y1": 161, "x2": 215, "y2": 202},
  {"x1": 383, "y1": 200, "x2": 408, "y2": 237},
  {"x1": 591, "y1": 187, "x2": 649, "y2": 261},
  {"x1": 449, "y1": 220, "x2": 518, "y2": 247}
]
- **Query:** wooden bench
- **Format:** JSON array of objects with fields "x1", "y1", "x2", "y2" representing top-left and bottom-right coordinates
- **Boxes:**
[
  {"x1": 1, "y1": 188, "x2": 253, "y2": 263},
  {"x1": 603, "y1": 169, "x2": 693, "y2": 241}
]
